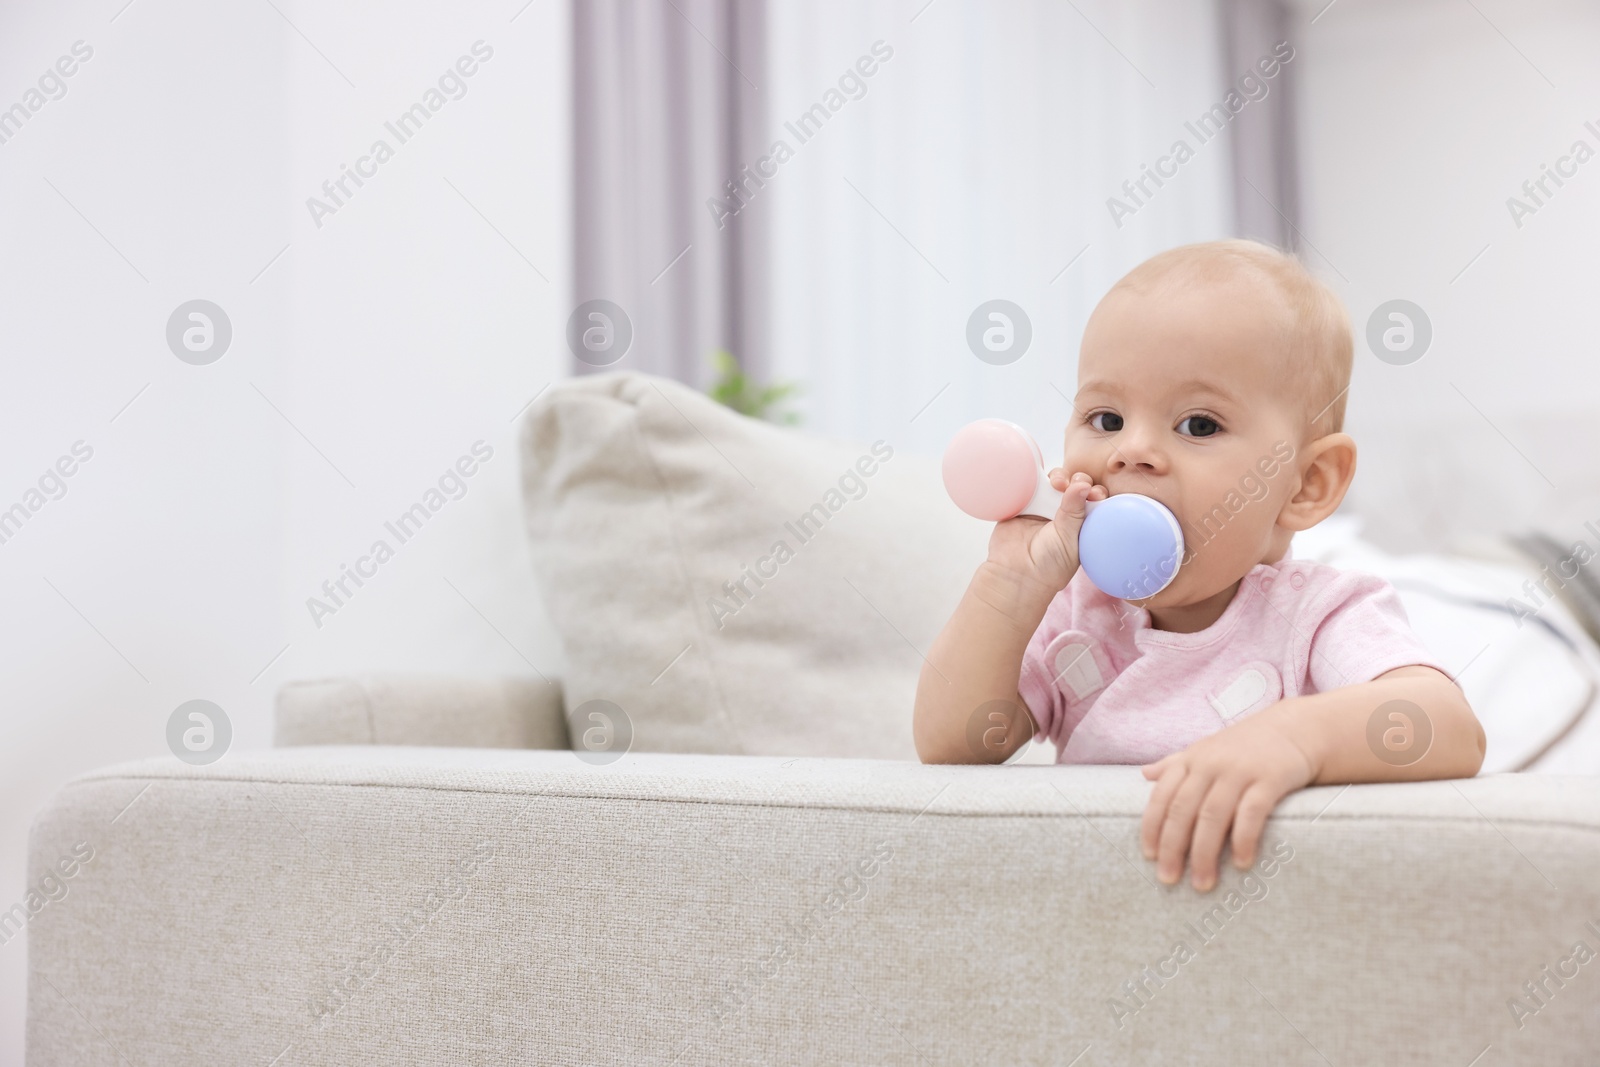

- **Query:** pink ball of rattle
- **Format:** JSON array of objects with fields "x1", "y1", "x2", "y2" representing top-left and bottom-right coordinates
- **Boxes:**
[{"x1": 941, "y1": 419, "x2": 1060, "y2": 522}]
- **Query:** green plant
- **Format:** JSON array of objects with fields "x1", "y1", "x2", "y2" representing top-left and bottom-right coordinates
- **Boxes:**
[{"x1": 707, "y1": 350, "x2": 802, "y2": 425}]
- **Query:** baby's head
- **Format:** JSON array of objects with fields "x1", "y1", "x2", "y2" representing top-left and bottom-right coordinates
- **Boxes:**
[{"x1": 1064, "y1": 239, "x2": 1356, "y2": 617}]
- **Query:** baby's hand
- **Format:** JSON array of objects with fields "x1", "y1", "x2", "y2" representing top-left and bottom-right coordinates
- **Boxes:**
[
  {"x1": 1138, "y1": 707, "x2": 1317, "y2": 891},
  {"x1": 984, "y1": 470, "x2": 1106, "y2": 591}
]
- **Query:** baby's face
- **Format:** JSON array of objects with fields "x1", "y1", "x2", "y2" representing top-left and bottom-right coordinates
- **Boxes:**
[{"x1": 1063, "y1": 274, "x2": 1309, "y2": 611}]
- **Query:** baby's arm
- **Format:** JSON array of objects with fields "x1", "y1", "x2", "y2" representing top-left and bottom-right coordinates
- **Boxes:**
[
  {"x1": 1139, "y1": 664, "x2": 1484, "y2": 891},
  {"x1": 913, "y1": 471, "x2": 1105, "y2": 764}
]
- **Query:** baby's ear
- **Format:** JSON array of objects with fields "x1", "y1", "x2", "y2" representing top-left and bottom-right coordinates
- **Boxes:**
[{"x1": 1277, "y1": 432, "x2": 1356, "y2": 532}]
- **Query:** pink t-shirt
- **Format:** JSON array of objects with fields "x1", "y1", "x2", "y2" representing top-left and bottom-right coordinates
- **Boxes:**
[{"x1": 1018, "y1": 552, "x2": 1448, "y2": 765}]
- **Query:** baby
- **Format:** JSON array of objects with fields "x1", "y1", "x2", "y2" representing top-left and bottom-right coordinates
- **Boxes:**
[{"x1": 913, "y1": 239, "x2": 1485, "y2": 893}]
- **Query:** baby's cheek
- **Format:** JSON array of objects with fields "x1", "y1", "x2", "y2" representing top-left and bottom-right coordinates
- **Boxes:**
[
  {"x1": 1238, "y1": 473, "x2": 1271, "y2": 503},
  {"x1": 1059, "y1": 440, "x2": 1103, "y2": 480},
  {"x1": 1179, "y1": 499, "x2": 1275, "y2": 578}
]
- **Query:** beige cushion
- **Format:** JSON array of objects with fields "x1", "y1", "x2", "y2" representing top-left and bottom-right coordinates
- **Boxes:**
[
  {"x1": 275, "y1": 674, "x2": 568, "y2": 749},
  {"x1": 518, "y1": 372, "x2": 989, "y2": 759}
]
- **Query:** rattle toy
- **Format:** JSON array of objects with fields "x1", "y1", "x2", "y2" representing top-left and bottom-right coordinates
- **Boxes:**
[{"x1": 941, "y1": 419, "x2": 1184, "y2": 600}]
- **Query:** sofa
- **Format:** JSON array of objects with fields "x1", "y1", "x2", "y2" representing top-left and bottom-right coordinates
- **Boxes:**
[{"x1": 25, "y1": 373, "x2": 1600, "y2": 1065}]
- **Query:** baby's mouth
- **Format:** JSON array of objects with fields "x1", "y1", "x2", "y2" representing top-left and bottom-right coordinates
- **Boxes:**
[{"x1": 1103, "y1": 482, "x2": 1179, "y2": 519}]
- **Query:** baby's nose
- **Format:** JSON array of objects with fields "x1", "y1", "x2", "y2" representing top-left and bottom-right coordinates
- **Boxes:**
[{"x1": 1106, "y1": 432, "x2": 1166, "y2": 473}]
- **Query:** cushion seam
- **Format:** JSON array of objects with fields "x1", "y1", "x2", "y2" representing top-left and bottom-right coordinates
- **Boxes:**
[{"x1": 51, "y1": 775, "x2": 1600, "y2": 833}]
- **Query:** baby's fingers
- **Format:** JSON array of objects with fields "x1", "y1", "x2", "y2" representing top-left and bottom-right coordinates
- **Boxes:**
[
  {"x1": 1187, "y1": 779, "x2": 1246, "y2": 892},
  {"x1": 1155, "y1": 772, "x2": 1212, "y2": 885},
  {"x1": 1229, "y1": 782, "x2": 1281, "y2": 869},
  {"x1": 1053, "y1": 471, "x2": 1093, "y2": 515},
  {"x1": 1141, "y1": 756, "x2": 1173, "y2": 781},
  {"x1": 1140, "y1": 763, "x2": 1186, "y2": 860}
]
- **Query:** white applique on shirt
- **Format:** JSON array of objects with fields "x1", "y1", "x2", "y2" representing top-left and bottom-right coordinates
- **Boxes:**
[
  {"x1": 1208, "y1": 668, "x2": 1268, "y2": 721},
  {"x1": 1052, "y1": 642, "x2": 1105, "y2": 701}
]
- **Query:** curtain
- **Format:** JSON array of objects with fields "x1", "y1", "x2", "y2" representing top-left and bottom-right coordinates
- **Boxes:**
[
  {"x1": 571, "y1": 0, "x2": 769, "y2": 387},
  {"x1": 1221, "y1": 0, "x2": 1302, "y2": 250}
]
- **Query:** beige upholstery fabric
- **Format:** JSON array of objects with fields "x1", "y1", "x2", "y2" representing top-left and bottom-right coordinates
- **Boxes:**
[
  {"x1": 274, "y1": 674, "x2": 567, "y2": 749},
  {"x1": 26, "y1": 749, "x2": 1600, "y2": 1065},
  {"x1": 519, "y1": 372, "x2": 988, "y2": 760}
]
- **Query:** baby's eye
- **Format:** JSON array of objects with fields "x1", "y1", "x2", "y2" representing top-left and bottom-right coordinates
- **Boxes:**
[
  {"x1": 1089, "y1": 411, "x2": 1124, "y2": 432},
  {"x1": 1176, "y1": 415, "x2": 1221, "y2": 438}
]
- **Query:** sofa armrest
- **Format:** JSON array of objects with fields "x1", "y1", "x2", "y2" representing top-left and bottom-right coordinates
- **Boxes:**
[
  {"x1": 273, "y1": 674, "x2": 567, "y2": 749},
  {"x1": 26, "y1": 751, "x2": 1600, "y2": 1065}
]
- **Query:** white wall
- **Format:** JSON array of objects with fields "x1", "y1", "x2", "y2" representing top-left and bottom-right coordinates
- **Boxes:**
[
  {"x1": 0, "y1": 1, "x2": 568, "y2": 1061},
  {"x1": 278, "y1": 3, "x2": 569, "y2": 682},
  {"x1": 1289, "y1": 0, "x2": 1600, "y2": 550}
]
